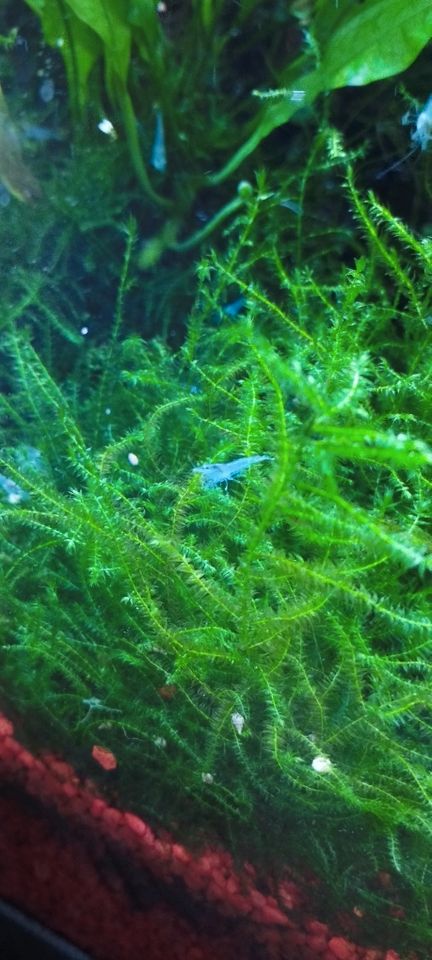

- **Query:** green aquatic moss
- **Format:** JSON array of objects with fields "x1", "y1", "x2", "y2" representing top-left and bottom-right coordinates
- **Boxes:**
[{"x1": 1, "y1": 142, "x2": 432, "y2": 951}]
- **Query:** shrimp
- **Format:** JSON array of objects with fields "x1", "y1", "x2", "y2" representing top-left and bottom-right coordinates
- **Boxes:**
[
  {"x1": 192, "y1": 455, "x2": 273, "y2": 489},
  {"x1": 403, "y1": 94, "x2": 432, "y2": 151},
  {"x1": 377, "y1": 94, "x2": 432, "y2": 180}
]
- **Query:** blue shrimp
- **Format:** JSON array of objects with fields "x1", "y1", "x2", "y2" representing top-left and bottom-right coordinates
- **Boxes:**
[{"x1": 192, "y1": 455, "x2": 272, "y2": 489}]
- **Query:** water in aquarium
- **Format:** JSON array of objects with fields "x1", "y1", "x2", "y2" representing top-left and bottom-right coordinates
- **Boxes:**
[{"x1": 0, "y1": 3, "x2": 431, "y2": 959}]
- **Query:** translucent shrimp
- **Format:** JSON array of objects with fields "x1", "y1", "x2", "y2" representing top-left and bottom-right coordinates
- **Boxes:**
[
  {"x1": 377, "y1": 94, "x2": 432, "y2": 179},
  {"x1": 192, "y1": 454, "x2": 273, "y2": 489},
  {"x1": 403, "y1": 94, "x2": 432, "y2": 150}
]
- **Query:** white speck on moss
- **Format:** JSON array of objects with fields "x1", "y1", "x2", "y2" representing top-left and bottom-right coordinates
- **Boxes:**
[
  {"x1": 311, "y1": 755, "x2": 333, "y2": 774},
  {"x1": 154, "y1": 737, "x2": 167, "y2": 749},
  {"x1": 231, "y1": 712, "x2": 245, "y2": 734},
  {"x1": 98, "y1": 118, "x2": 117, "y2": 140}
]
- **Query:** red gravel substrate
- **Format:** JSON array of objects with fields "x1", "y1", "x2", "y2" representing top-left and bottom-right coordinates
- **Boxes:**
[{"x1": 0, "y1": 713, "x2": 408, "y2": 960}]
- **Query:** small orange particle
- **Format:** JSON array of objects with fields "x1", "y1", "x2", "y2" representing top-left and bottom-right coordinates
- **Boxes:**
[
  {"x1": 389, "y1": 905, "x2": 405, "y2": 919},
  {"x1": 91, "y1": 745, "x2": 118, "y2": 771},
  {"x1": 377, "y1": 870, "x2": 393, "y2": 889},
  {"x1": 158, "y1": 684, "x2": 177, "y2": 700}
]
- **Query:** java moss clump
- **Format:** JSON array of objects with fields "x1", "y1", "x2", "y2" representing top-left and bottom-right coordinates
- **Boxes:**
[
  {"x1": 2, "y1": 0, "x2": 432, "y2": 955},
  {"x1": 1, "y1": 136, "x2": 432, "y2": 953}
]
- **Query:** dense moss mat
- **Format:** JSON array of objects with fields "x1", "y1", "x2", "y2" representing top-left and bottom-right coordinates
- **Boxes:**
[
  {"x1": 1, "y1": 134, "x2": 432, "y2": 953},
  {"x1": 2, "y1": 2, "x2": 432, "y2": 952}
]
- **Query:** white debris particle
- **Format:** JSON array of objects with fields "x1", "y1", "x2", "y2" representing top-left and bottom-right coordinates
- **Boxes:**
[
  {"x1": 128, "y1": 452, "x2": 139, "y2": 466},
  {"x1": 231, "y1": 712, "x2": 245, "y2": 734},
  {"x1": 201, "y1": 772, "x2": 214, "y2": 784},
  {"x1": 7, "y1": 492, "x2": 23, "y2": 505},
  {"x1": 98, "y1": 118, "x2": 117, "y2": 140},
  {"x1": 311, "y1": 755, "x2": 333, "y2": 774},
  {"x1": 0, "y1": 474, "x2": 27, "y2": 505},
  {"x1": 290, "y1": 89, "x2": 305, "y2": 102}
]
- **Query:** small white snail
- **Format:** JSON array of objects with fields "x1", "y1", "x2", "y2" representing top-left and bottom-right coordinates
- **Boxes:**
[{"x1": 231, "y1": 712, "x2": 245, "y2": 735}]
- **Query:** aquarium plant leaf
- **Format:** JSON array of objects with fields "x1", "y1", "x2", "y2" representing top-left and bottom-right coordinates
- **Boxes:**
[
  {"x1": 24, "y1": 0, "x2": 101, "y2": 117},
  {"x1": 210, "y1": 0, "x2": 432, "y2": 182},
  {"x1": 208, "y1": 68, "x2": 322, "y2": 185},
  {"x1": 314, "y1": 0, "x2": 432, "y2": 88},
  {"x1": 128, "y1": 0, "x2": 166, "y2": 76},
  {"x1": 64, "y1": 0, "x2": 131, "y2": 93}
]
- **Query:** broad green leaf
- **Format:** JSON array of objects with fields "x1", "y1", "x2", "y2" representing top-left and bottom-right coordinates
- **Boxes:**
[
  {"x1": 314, "y1": 0, "x2": 432, "y2": 88},
  {"x1": 25, "y1": 0, "x2": 101, "y2": 115},
  {"x1": 128, "y1": 0, "x2": 165, "y2": 68},
  {"x1": 64, "y1": 0, "x2": 131, "y2": 89}
]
